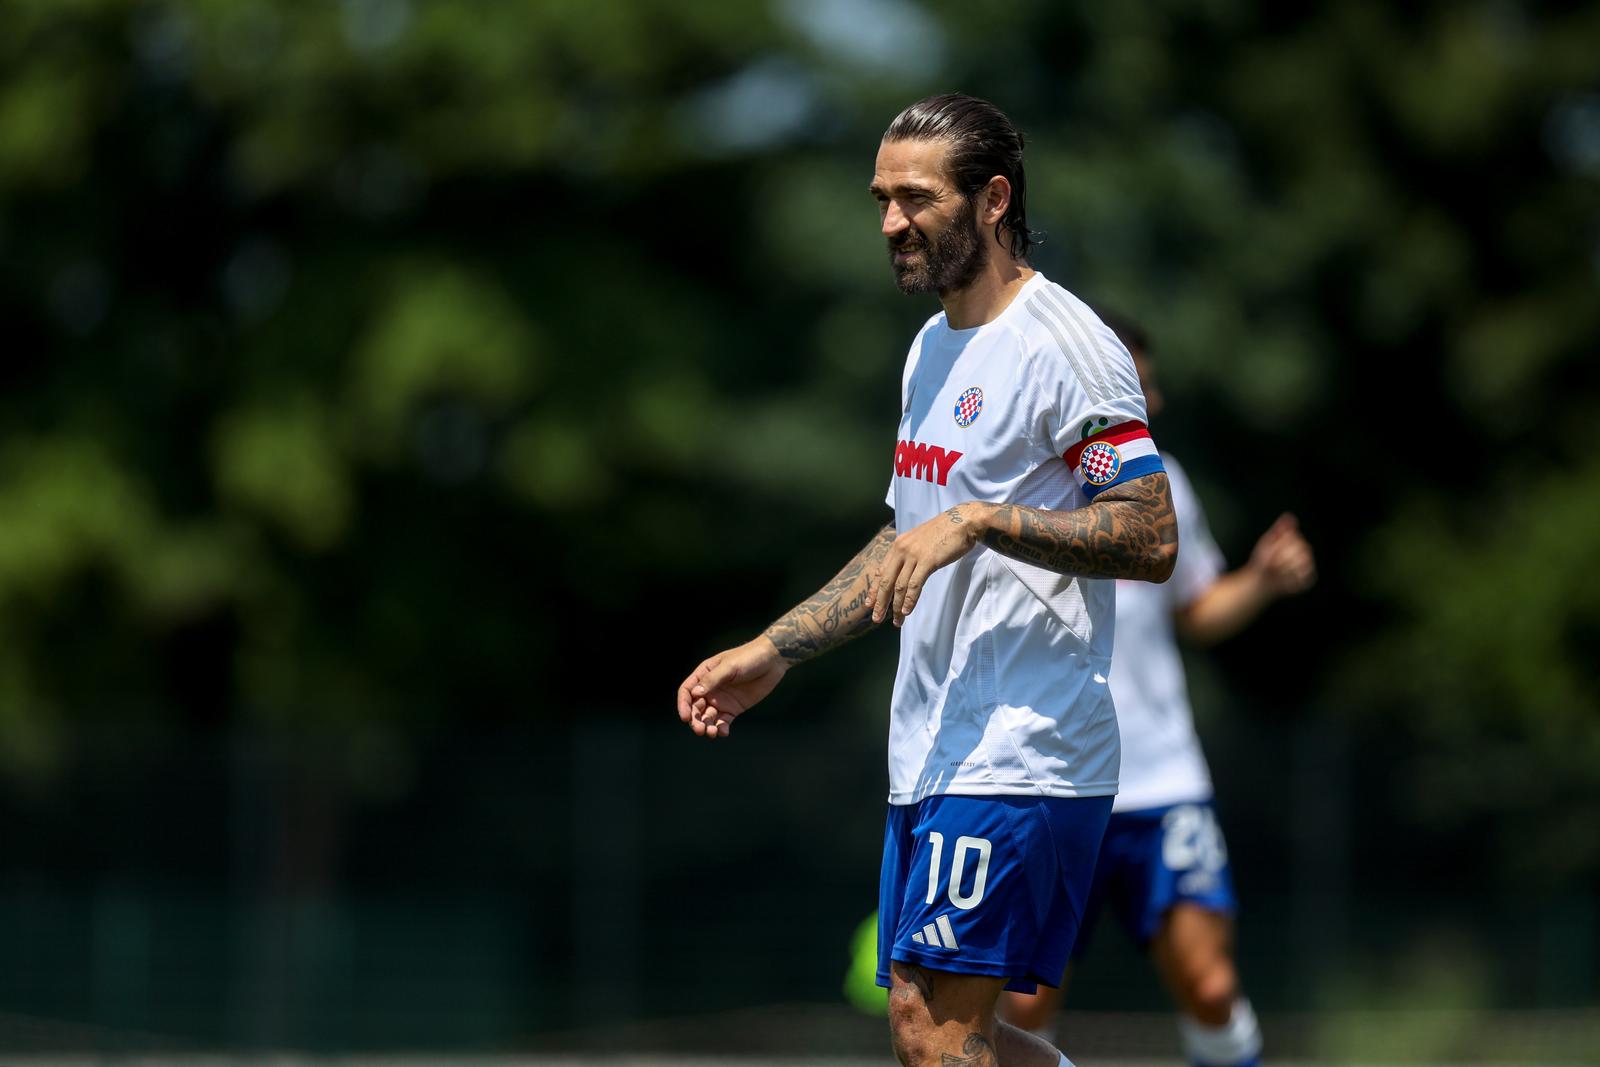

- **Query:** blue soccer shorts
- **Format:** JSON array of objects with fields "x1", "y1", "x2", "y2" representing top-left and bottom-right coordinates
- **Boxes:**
[
  {"x1": 1071, "y1": 800, "x2": 1239, "y2": 959},
  {"x1": 875, "y1": 793, "x2": 1112, "y2": 994}
]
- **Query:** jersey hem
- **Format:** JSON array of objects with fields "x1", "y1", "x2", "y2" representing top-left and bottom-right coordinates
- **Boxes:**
[
  {"x1": 887, "y1": 781, "x2": 1119, "y2": 806},
  {"x1": 1110, "y1": 785, "x2": 1214, "y2": 814},
  {"x1": 886, "y1": 947, "x2": 1047, "y2": 984}
]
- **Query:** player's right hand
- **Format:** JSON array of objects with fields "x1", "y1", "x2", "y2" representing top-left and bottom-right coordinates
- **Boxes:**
[
  {"x1": 675, "y1": 637, "x2": 789, "y2": 740},
  {"x1": 1248, "y1": 513, "x2": 1316, "y2": 597}
]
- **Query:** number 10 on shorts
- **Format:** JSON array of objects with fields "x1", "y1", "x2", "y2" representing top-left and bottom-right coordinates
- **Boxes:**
[{"x1": 925, "y1": 832, "x2": 992, "y2": 910}]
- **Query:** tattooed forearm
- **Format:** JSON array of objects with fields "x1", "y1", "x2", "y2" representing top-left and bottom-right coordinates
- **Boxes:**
[
  {"x1": 763, "y1": 524, "x2": 897, "y2": 665},
  {"x1": 941, "y1": 1034, "x2": 999, "y2": 1067},
  {"x1": 981, "y1": 472, "x2": 1178, "y2": 581}
]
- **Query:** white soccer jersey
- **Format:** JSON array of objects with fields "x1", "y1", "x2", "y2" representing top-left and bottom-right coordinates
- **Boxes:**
[
  {"x1": 1109, "y1": 454, "x2": 1224, "y2": 813},
  {"x1": 882, "y1": 272, "x2": 1163, "y2": 805}
]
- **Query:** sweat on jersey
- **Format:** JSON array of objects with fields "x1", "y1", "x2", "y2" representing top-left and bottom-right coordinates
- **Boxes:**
[
  {"x1": 1109, "y1": 454, "x2": 1225, "y2": 813},
  {"x1": 883, "y1": 272, "x2": 1164, "y2": 806}
]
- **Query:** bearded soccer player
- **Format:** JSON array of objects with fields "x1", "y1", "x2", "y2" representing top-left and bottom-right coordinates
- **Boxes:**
[
  {"x1": 676, "y1": 94, "x2": 1177, "y2": 1067},
  {"x1": 997, "y1": 315, "x2": 1317, "y2": 1067}
]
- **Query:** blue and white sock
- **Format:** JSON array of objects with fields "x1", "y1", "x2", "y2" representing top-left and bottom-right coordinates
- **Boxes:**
[{"x1": 1178, "y1": 997, "x2": 1262, "y2": 1067}]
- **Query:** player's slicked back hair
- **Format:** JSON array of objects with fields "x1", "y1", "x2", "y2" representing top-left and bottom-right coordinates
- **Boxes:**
[{"x1": 883, "y1": 93, "x2": 1042, "y2": 259}]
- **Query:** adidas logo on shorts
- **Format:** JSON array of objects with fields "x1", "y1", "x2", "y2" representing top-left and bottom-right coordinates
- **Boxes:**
[{"x1": 909, "y1": 914, "x2": 960, "y2": 951}]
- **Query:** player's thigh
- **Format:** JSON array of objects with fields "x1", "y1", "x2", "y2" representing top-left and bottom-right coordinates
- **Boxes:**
[
  {"x1": 1151, "y1": 902, "x2": 1238, "y2": 1022},
  {"x1": 1123, "y1": 803, "x2": 1234, "y2": 935}
]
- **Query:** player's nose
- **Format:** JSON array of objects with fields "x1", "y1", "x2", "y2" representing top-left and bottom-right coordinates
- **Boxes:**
[{"x1": 882, "y1": 201, "x2": 910, "y2": 237}]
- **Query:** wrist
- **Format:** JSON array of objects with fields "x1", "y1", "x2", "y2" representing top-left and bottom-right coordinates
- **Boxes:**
[
  {"x1": 964, "y1": 501, "x2": 1001, "y2": 546},
  {"x1": 755, "y1": 631, "x2": 798, "y2": 670},
  {"x1": 1236, "y1": 564, "x2": 1281, "y2": 606}
]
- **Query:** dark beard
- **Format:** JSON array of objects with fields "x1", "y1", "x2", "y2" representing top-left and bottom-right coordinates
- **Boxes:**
[{"x1": 889, "y1": 196, "x2": 986, "y2": 295}]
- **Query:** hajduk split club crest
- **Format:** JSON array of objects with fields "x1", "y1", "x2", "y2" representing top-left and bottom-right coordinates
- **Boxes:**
[
  {"x1": 1079, "y1": 439, "x2": 1123, "y2": 485},
  {"x1": 953, "y1": 386, "x2": 983, "y2": 427}
]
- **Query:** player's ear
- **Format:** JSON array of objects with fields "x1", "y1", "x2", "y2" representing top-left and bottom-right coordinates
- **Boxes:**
[{"x1": 981, "y1": 176, "x2": 1011, "y2": 226}]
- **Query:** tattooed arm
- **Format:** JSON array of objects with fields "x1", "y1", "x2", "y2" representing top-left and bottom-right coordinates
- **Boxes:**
[
  {"x1": 981, "y1": 471, "x2": 1178, "y2": 581},
  {"x1": 868, "y1": 472, "x2": 1178, "y2": 627},
  {"x1": 763, "y1": 523, "x2": 897, "y2": 664},
  {"x1": 676, "y1": 524, "x2": 896, "y2": 739}
]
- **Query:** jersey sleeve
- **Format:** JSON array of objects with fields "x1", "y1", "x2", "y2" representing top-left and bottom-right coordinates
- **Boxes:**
[
  {"x1": 1024, "y1": 309, "x2": 1165, "y2": 501},
  {"x1": 1162, "y1": 454, "x2": 1226, "y2": 608}
]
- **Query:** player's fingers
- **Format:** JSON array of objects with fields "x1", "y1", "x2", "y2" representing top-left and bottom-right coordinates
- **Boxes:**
[
  {"x1": 1271, "y1": 545, "x2": 1315, "y2": 592},
  {"x1": 685, "y1": 656, "x2": 720, "y2": 696},
  {"x1": 697, "y1": 696, "x2": 729, "y2": 727},
  {"x1": 706, "y1": 712, "x2": 735, "y2": 739},
  {"x1": 873, "y1": 555, "x2": 904, "y2": 624},
  {"x1": 891, "y1": 561, "x2": 916, "y2": 627},
  {"x1": 696, "y1": 656, "x2": 742, "y2": 696},
  {"x1": 1258, "y1": 513, "x2": 1298, "y2": 550},
  {"x1": 678, "y1": 662, "x2": 714, "y2": 721},
  {"x1": 897, "y1": 561, "x2": 931, "y2": 626},
  {"x1": 1274, "y1": 542, "x2": 1313, "y2": 576}
]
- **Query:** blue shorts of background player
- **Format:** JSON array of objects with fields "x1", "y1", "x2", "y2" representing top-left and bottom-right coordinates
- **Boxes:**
[
  {"x1": 875, "y1": 794, "x2": 1113, "y2": 994},
  {"x1": 1072, "y1": 800, "x2": 1237, "y2": 960}
]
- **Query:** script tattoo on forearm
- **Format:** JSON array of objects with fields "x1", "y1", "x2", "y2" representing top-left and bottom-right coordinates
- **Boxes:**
[
  {"x1": 983, "y1": 472, "x2": 1178, "y2": 580},
  {"x1": 763, "y1": 524, "x2": 897, "y2": 665}
]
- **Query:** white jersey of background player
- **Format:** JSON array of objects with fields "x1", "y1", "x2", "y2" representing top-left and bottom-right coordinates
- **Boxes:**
[
  {"x1": 1111, "y1": 453, "x2": 1223, "y2": 812},
  {"x1": 999, "y1": 315, "x2": 1316, "y2": 1067}
]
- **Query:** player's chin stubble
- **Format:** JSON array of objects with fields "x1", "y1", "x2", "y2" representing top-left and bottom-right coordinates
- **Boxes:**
[{"x1": 889, "y1": 198, "x2": 986, "y2": 295}]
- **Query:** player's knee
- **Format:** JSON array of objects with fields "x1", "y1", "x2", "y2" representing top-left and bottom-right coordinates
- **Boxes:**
[{"x1": 1182, "y1": 961, "x2": 1238, "y2": 1026}]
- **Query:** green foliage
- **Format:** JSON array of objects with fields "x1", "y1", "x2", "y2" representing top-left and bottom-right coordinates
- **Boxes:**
[{"x1": 0, "y1": 0, "x2": 1595, "y2": 898}]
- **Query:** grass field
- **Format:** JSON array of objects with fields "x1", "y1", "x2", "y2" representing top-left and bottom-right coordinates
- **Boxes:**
[
  {"x1": 0, "y1": 1057, "x2": 1556, "y2": 1067},
  {"x1": 0, "y1": 1005, "x2": 1593, "y2": 1066}
]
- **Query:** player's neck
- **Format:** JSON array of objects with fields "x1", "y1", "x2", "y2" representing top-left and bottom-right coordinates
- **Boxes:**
[{"x1": 939, "y1": 252, "x2": 1035, "y2": 330}]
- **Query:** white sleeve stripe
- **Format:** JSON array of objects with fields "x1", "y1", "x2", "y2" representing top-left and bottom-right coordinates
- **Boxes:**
[
  {"x1": 1036, "y1": 287, "x2": 1133, "y2": 400},
  {"x1": 1025, "y1": 295, "x2": 1114, "y2": 405},
  {"x1": 1041, "y1": 287, "x2": 1144, "y2": 399},
  {"x1": 1036, "y1": 286, "x2": 1126, "y2": 385}
]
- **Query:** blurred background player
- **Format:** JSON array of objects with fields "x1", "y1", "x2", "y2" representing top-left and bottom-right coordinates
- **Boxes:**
[{"x1": 997, "y1": 312, "x2": 1316, "y2": 1067}]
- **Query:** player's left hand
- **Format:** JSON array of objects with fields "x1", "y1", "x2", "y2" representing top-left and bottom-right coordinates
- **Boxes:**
[{"x1": 869, "y1": 504, "x2": 987, "y2": 627}]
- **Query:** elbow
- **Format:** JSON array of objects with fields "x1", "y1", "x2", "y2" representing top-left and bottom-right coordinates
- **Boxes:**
[
  {"x1": 1148, "y1": 541, "x2": 1178, "y2": 583},
  {"x1": 1147, "y1": 515, "x2": 1179, "y2": 583},
  {"x1": 1144, "y1": 477, "x2": 1179, "y2": 582}
]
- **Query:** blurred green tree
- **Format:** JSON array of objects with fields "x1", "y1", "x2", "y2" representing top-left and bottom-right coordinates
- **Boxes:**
[{"x1": 0, "y1": 0, "x2": 1594, "y2": 901}]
